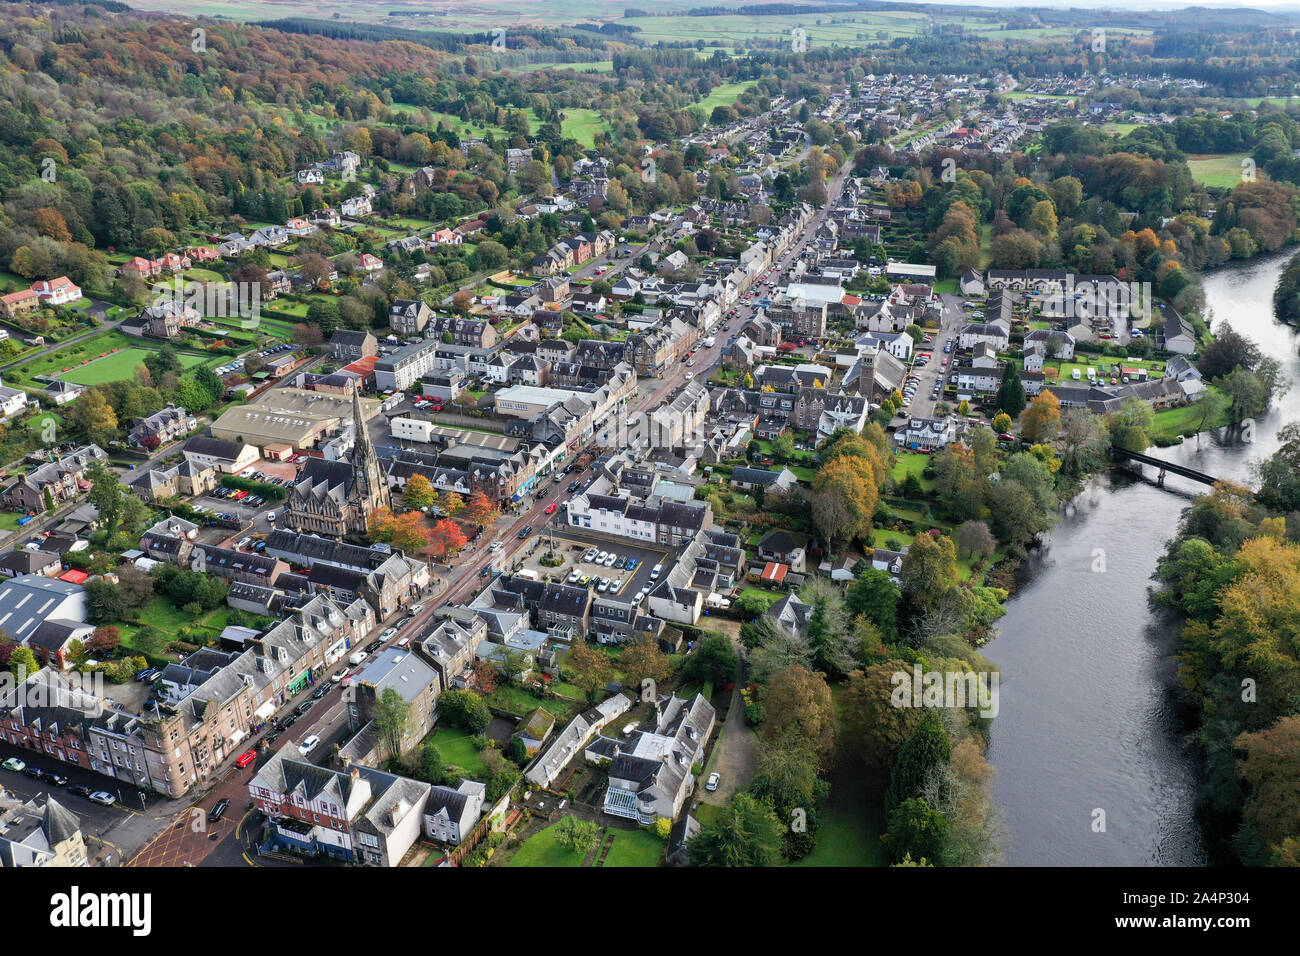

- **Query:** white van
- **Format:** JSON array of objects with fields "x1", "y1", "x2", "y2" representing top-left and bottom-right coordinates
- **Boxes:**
[
  {"x1": 650, "y1": 563, "x2": 663, "y2": 579},
  {"x1": 348, "y1": 650, "x2": 366, "y2": 666}
]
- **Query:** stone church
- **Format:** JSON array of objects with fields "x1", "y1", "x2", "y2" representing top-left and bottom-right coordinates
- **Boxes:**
[{"x1": 286, "y1": 390, "x2": 391, "y2": 538}]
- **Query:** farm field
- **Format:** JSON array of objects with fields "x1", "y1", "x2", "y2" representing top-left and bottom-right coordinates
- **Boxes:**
[{"x1": 1186, "y1": 153, "x2": 1253, "y2": 188}]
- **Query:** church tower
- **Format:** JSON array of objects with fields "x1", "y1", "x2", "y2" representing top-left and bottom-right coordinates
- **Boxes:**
[{"x1": 348, "y1": 389, "x2": 390, "y2": 530}]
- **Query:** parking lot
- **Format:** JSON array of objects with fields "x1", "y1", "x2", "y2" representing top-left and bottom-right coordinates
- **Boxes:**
[{"x1": 516, "y1": 529, "x2": 676, "y2": 601}]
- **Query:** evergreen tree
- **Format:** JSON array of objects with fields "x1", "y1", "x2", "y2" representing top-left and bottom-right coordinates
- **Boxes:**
[{"x1": 995, "y1": 362, "x2": 1027, "y2": 418}]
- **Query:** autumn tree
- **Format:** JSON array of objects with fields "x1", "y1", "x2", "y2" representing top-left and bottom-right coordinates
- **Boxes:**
[
  {"x1": 565, "y1": 639, "x2": 615, "y2": 704},
  {"x1": 461, "y1": 489, "x2": 499, "y2": 526},
  {"x1": 427, "y1": 518, "x2": 468, "y2": 560},
  {"x1": 404, "y1": 474, "x2": 436, "y2": 511},
  {"x1": 1019, "y1": 389, "x2": 1062, "y2": 443},
  {"x1": 840, "y1": 663, "x2": 924, "y2": 767},
  {"x1": 899, "y1": 533, "x2": 958, "y2": 617},
  {"x1": 619, "y1": 637, "x2": 670, "y2": 691},
  {"x1": 1236, "y1": 716, "x2": 1300, "y2": 864},
  {"x1": 811, "y1": 455, "x2": 879, "y2": 550},
  {"x1": 761, "y1": 665, "x2": 837, "y2": 766},
  {"x1": 371, "y1": 507, "x2": 433, "y2": 553}
]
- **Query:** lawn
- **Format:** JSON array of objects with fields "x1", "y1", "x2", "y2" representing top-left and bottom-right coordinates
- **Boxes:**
[
  {"x1": 428, "y1": 725, "x2": 491, "y2": 780},
  {"x1": 61, "y1": 348, "x2": 208, "y2": 386},
  {"x1": 737, "y1": 587, "x2": 783, "y2": 612},
  {"x1": 791, "y1": 801, "x2": 886, "y2": 867},
  {"x1": 486, "y1": 684, "x2": 575, "y2": 721},
  {"x1": 118, "y1": 597, "x2": 229, "y2": 653},
  {"x1": 1186, "y1": 153, "x2": 1253, "y2": 189},
  {"x1": 602, "y1": 828, "x2": 663, "y2": 867},
  {"x1": 507, "y1": 821, "x2": 587, "y2": 867},
  {"x1": 891, "y1": 452, "x2": 935, "y2": 490},
  {"x1": 1150, "y1": 387, "x2": 1229, "y2": 442}
]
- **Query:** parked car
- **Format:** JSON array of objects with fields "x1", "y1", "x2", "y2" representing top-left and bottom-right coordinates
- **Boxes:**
[
  {"x1": 312, "y1": 685, "x2": 328, "y2": 700},
  {"x1": 2, "y1": 757, "x2": 27, "y2": 773},
  {"x1": 296, "y1": 700, "x2": 315, "y2": 715},
  {"x1": 23, "y1": 766, "x2": 45, "y2": 780},
  {"x1": 66, "y1": 784, "x2": 92, "y2": 798},
  {"x1": 706, "y1": 772, "x2": 721, "y2": 792},
  {"x1": 88, "y1": 791, "x2": 116, "y2": 807},
  {"x1": 46, "y1": 772, "x2": 68, "y2": 787},
  {"x1": 208, "y1": 798, "x2": 230, "y2": 823}
]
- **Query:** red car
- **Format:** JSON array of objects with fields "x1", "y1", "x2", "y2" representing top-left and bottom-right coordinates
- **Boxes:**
[
  {"x1": 544, "y1": 503, "x2": 558, "y2": 515},
  {"x1": 235, "y1": 749, "x2": 258, "y2": 769}
]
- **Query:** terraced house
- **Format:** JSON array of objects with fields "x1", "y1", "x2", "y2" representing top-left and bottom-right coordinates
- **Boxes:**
[{"x1": 0, "y1": 445, "x2": 107, "y2": 513}]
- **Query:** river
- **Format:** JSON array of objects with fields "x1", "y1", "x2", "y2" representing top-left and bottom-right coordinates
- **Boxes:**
[{"x1": 988, "y1": 249, "x2": 1300, "y2": 866}]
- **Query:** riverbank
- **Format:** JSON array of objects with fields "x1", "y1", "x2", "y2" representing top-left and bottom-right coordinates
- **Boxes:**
[{"x1": 986, "y1": 248, "x2": 1300, "y2": 866}]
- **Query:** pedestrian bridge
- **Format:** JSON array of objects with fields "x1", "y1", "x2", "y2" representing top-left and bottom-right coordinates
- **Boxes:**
[{"x1": 1110, "y1": 446, "x2": 1220, "y2": 487}]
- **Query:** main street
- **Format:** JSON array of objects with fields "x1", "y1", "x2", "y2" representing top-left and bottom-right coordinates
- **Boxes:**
[{"x1": 121, "y1": 158, "x2": 853, "y2": 866}]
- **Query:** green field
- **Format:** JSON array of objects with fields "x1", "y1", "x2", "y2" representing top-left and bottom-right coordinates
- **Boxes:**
[
  {"x1": 696, "y1": 81, "x2": 759, "y2": 113},
  {"x1": 1186, "y1": 153, "x2": 1254, "y2": 189},
  {"x1": 602, "y1": 828, "x2": 663, "y2": 867},
  {"x1": 559, "y1": 109, "x2": 609, "y2": 149},
  {"x1": 507, "y1": 821, "x2": 587, "y2": 867},
  {"x1": 61, "y1": 348, "x2": 208, "y2": 386},
  {"x1": 507, "y1": 60, "x2": 613, "y2": 73}
]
